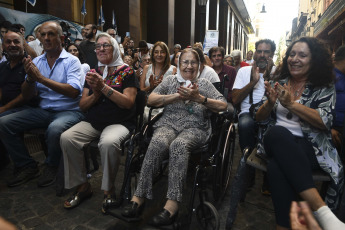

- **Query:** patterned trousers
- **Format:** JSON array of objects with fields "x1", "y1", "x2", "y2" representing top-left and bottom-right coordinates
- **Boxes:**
[{"x1": 134, "y1": 126, "x2": 208, "y2": 202}]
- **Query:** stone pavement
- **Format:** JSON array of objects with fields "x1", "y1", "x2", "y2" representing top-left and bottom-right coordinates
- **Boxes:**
[{"x1": 0, "y1": 134, "x2": 276, "y2": 230}]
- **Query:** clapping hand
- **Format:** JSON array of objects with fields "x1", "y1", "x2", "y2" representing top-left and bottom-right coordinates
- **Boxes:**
[
  {"x1": 85, "y1": 71, "x2": 104, "y2": 95},
  {"x1": 178, "y1": 83, "x2": 200, "y2": 102},
  {"x1": 290, "y1": 201, "x2": 321, "y2": 230},
  {"x1": 275, "y1": 83, "x2": 293, "y2": 109},
  {"x1": 23, "y1": 55, "x2": 42, "y2": 82},
  {"x1": 264, "y1": 81, "x2": 277, "y2": 105}
]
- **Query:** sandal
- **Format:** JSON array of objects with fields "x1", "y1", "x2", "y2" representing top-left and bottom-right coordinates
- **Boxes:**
[
  {"x1": 101, "y1": 194, "x2": 121, "y2": 213},
  {"x1": 64, "y1": 183, "x2": 93, "y2": 209}
]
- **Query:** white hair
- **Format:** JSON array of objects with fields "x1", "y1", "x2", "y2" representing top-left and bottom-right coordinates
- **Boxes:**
[{"x1": 230, "y1": 50, "x2": 242, "y2": 59}]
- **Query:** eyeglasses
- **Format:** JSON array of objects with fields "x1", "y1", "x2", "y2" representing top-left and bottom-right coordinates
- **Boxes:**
[
  {"x1": 180, "y1": 60, "x2": 198, "y2": 67},
  {"x1": 95, "y1": 43, "x2": 112, "y2": 50},
  {"x1": 108, "y1": 34, "x2": 116, "y2": 37}
]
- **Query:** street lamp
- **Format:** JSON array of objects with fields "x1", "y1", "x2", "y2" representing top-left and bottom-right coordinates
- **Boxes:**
[{"x1": 198, "y1": 0, "x2": 208, "y2": 43}]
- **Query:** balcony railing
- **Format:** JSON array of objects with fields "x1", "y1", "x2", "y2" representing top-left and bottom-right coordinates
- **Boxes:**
[{"x1": 314, "y1": 0, "x2": 345, "y2": 35}]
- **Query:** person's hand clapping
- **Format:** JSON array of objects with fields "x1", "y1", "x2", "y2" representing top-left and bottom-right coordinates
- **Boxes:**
[
  {"x1": 85, "y1": 71, "x2": 104, "y2": 95},
  {"x1": 290, "y1": 201, "x2": 321, "y2": 230},
  {"x1": 177, "y1": 83, "x2": 200, "y2": 102},
  {"x1": 264, "y1": 81, "x2": 277, "y2": 105},
  {"x1": 23, "y1": 55, "x2": 43, "y2": 83},
  {"x1": 275, "y1": 82, "x2": 294, "y2": 109}
]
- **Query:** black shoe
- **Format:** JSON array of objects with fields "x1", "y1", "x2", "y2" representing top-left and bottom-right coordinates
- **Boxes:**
[
  {"x1": 149, "y1": 209, "x2": 178, "y2": 226},
  {"x1": 102, "y1": 194, "x2": 121, "y2": 214},
  {"x1": 121, "y1": 201, "x2": 144, "y2": 218},
  {"x1": 7, "y1": 165, "x2": 40, "y2": 187},
  {"x1": 37, "y1": 165, "x2": 57, "y2": 187}
]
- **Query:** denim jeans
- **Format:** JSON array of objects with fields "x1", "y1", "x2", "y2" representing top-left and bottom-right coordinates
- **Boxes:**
[
  {"x1": 0, "y1": 105, "x2": 33, "y2": 160},
  {"x1": 0, "y1": 107, "x2": 84, "y2": 168},
  {"x1": 238, "y1": 112, "x2": 257, "y2": 151}
]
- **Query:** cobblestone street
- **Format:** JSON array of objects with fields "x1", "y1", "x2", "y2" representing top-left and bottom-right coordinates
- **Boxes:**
[{"x1": 0, "y1": 134, "x2": 275, "y2": 230}]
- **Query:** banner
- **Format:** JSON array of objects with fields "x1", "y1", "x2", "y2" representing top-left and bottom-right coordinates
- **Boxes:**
[{"x1": 203, "y1": 30, "x2": 219, "y2": 54}]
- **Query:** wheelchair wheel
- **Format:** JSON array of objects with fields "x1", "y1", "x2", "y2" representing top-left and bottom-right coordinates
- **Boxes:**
[
  {"x1": 219, "y1": 123, "x2": 236, "y2": 198},
  {"x1": 195, "y1": 201, "x2": 220, "y2": 230},
  {"x1": 213, "y1": 122, "x2": 236, "y2": 201}
]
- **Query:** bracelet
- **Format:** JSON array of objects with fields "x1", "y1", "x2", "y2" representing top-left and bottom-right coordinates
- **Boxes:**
[
  {"x1": 162, "y1": 95, "x2": 165, "y2": 106},
  {"x1": 106, "y1": 88, "x2": 114, "y2": 97},
  {"x1": 101, "y1": 85, "x2": 107, "y2": 92}
]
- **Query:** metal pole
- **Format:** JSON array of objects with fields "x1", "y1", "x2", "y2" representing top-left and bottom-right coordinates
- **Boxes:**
[
  {"x1": 26, "y1": 0, "x2": 27, "y2": 13},
  {"x1": 199, "y1": 6, "x2": 206, "y2": 43}
]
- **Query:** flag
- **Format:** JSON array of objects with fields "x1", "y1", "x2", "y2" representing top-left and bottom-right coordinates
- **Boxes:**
[
  {"x1": 81, "y1": 0, "x2": 87, "y2": 16},
  {"x1": 98, "y1": 5, "x2": 105, "y2": 26},
  {"x1": 27, "y1": 0, "x2": 36, "y2": 7},
  {"x1": 112, "y1": 10, "x2": 117, "y2": 33}
]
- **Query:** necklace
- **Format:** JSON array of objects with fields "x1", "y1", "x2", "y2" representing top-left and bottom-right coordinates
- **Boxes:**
[{"x1": 290, "y1": 80, "x2": 306, "y2": 98}]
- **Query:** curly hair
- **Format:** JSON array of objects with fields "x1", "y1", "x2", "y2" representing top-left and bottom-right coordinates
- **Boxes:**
[{"x1": 276, "y1": 37, "x2": 334, "y2": 87}]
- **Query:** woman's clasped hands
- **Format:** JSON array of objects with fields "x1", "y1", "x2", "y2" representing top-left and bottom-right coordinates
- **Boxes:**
[
  {"x1": 86, "y1": 70, "x2": 105, "y2": 95},
  {"x1": 265, "y1": 81, "x2": 294, "y2": 108},
  {"x1": 177, "y1": 83, "x2": 200, "y2": 102}
]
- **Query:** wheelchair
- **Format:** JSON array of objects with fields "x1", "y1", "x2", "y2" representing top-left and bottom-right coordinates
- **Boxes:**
[{"x1": 103, "y1": 102, "x2": 237, "y2": 230}]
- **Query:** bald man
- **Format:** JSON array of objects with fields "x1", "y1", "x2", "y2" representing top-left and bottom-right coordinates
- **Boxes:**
[{"x1": 0, "y1": 21, "x2": 84, "y2": 187}]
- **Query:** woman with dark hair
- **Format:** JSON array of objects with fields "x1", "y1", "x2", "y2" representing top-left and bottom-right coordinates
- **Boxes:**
[
  {"x1": 125, "y1": 47, "x2": 134, "y2": 58},
  {"x1": 171, "y1": 51, "x2": 181, "y2": 67},
  {"x1": 253, "y1": 37, "x2": 344, "y2": 230},
  {"x1": 140, "y1": 41, "x2": 176, "y2": 93},
  {"x1": 193, "y1": 47, "x2": 219, "y2": 83},
  {"x1": 66, "y1": 43, "x2": 90, "y2": 86},
  {"x1": 122, "y1": 48, "x2": 227, "y2": 226}
]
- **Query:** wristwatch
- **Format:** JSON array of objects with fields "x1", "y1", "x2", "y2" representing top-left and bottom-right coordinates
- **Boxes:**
[
  {"x1": 202, "y1": 97, "x2": 208, "y2": 105},
  {"x1": 106, "y1": 88, "x2": 114, "y2": 97}
]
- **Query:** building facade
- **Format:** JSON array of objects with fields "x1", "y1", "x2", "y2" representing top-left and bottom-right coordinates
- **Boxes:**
[
  {"x1": 1, "y1": 0, "x2": 253, "y2": 54},
  {"x1": 288, "y1": 0, "x2": 345, "y2": 51}
]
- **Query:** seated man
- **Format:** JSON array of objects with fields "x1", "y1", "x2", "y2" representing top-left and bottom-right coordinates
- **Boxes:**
[
  {"x1": 232, "y1": 39, "x2": 276, "y2": 193},
  {"x1": 209, "y1": 46, "x2": 237, "y2": 103},
  {"x1": 0, "y1": 21, "x2": 84, "y2": 187},
  {"x1": 0, "y1": 30, "x2": 39, "y2": 169}
]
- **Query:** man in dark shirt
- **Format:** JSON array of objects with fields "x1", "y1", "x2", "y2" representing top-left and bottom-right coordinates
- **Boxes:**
[
  {"x1": 79, "y1": 24, "x2": 98, "y2": 68},
  {"x1": 0, "y1": 30, "x2": 38, "y2": 169},
  {"x1": 209, "y1": 46, "x2": 237, "y2": 102}
]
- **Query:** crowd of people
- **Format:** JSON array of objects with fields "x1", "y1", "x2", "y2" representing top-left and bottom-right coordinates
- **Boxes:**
[{"x1": 0, "y1": 19, "x2": 344, "y2": 230}]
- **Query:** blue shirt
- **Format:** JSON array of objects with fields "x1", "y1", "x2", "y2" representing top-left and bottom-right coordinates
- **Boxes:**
[
  {"x1": 334, "y1": 68, "x2": 345, "y2": 128},
  {"x1": 32, "y1": 49, "x2": 82, "y2": 111}
]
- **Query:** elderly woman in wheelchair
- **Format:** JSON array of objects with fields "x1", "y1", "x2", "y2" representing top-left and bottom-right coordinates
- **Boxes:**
[
  {"x1": 253, "y1": 37, "x2": 344, "y2": 230},
  {"x1": 121, "y1": 48, "x2": 227, "y2": 226}
]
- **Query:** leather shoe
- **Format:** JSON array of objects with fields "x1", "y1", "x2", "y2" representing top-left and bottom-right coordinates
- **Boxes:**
[
  {"x1": 149, "y1": 209, "x2": 178, "y2": 226},
  {"x1": 121, "y1": 201, "x2": 144, "y2": 218}
]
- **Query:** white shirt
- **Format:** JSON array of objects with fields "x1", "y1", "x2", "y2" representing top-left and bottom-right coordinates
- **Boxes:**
[
  {"x1": 28, "y1": 39, "x2": 44, "y2": 56},
  {"x1": 199, "y1": 65, "x2": 220, "y2": 83},
  {"x1": 232, "y1": 66, "x2": 265, "y2": 115},
  {"x1": 276, "y1": 101, "x2": 303, "y2": 137}
]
